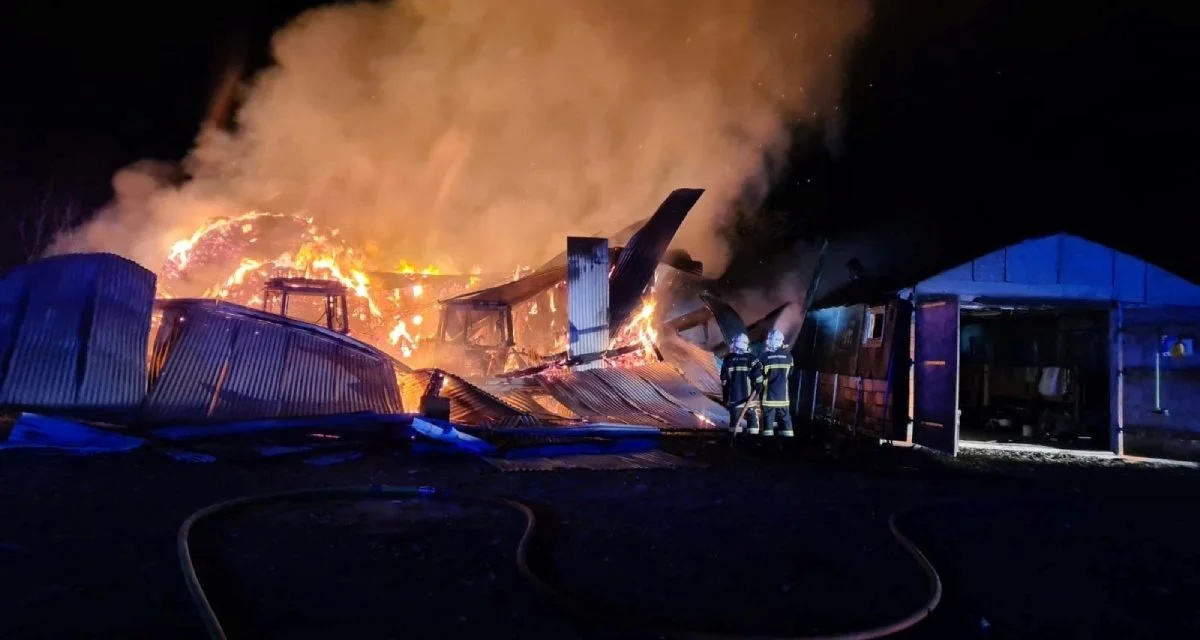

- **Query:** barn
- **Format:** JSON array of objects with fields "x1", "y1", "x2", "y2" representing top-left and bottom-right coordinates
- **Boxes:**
[{"x1": 793, "y1": 232, "x2": 1200, "y2": 460}]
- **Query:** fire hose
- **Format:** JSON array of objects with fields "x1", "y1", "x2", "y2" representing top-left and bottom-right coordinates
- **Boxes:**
[{"x1": 178, "y1": 485, "x2": 943, "y2": 640}]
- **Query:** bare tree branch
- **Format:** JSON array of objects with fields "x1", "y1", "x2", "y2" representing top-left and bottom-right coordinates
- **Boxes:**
[{"x1": 17, "y1": 182, "x2": 78, "y2": 262}]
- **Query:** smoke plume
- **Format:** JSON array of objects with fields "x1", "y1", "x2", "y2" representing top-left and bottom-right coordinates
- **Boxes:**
[{"x1": 51, "y1": 0, "x2": 870, "y2": 275}]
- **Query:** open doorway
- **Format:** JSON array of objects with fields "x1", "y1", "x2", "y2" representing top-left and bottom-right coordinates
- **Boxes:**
[{"x1": 958, "y1": 304, "x2": 1110, "y2": 451}]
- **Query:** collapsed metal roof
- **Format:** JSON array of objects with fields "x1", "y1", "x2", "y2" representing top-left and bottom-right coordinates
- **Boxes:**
[
  {"x1": 144, "y1": 299, "x2": 404, "y2": 423},
  {"x1": 608, "y1": 188, "x2": 704, "y2": 331},
  {"x1": 441, "y1": 188, "x2": 704, "y2": 316},
  {"x1": 441, "y1": 265, "x2": 568, "y2": 307}
]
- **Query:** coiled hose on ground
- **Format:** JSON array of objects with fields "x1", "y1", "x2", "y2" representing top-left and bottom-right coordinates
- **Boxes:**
[{"x1": 178, "y1": 485, "x2": 942, "y2": 640}]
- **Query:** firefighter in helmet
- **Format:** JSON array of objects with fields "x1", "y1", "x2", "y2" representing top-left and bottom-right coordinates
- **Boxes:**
[
  {"x1": 721, "y1": 333, "x2": 764, "y2": 434},
  {"x1": 760, "y1": 329, "x2": 794, "y2": 437}
]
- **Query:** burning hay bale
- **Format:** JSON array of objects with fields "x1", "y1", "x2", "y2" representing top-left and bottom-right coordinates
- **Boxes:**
[{"x1": 158, "y1": 211, "x2": 479, "y2": 362}]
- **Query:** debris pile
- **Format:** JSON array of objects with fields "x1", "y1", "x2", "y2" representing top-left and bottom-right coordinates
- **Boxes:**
[{"x1": 0, "y1": 188, "x2": 793, "y2": 463}]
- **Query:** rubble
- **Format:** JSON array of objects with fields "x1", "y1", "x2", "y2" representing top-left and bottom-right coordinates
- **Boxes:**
[{"x1": 0, "y1": 189, "x2": 797, "y2": 459}]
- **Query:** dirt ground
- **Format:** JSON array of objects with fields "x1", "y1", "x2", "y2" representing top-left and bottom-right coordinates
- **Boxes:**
[{"x1": 1, "y1": 435, "x2": 1198, "y2": 640}]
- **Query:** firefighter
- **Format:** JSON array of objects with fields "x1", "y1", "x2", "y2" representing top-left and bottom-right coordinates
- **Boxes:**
[
  {"x1": 721, "y1": 333, "x2": 763, "y2": 434},
  {"x1": 760, "y1": 329, "x2": 794, "y2": 437}
]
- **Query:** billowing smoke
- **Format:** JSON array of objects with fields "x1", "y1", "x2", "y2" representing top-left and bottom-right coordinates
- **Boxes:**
[{"x1": 50, "y1": 0, "x2": 870, "y2": 275}]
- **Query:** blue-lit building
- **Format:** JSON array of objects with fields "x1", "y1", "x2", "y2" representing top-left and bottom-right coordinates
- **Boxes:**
[{"x1": 794, "y1": 232, "x2": 1200, "y2": 460}]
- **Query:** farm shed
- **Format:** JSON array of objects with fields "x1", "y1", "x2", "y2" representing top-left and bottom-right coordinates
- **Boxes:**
[{"x1": 794, "y1": 232, "x2": 1200, "y2": 459}]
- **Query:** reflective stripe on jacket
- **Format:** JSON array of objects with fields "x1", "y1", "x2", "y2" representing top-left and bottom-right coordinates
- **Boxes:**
[
  {"x1": 761, "y1": 349, "x2": 793, "y2": 408},
  {"x1": 720, "y1": 351, "x2": 763, "y2": 406}
]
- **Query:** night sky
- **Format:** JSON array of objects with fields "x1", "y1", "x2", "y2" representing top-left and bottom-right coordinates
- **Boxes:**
[{"x1": 0, "y1": 1, "x2": 1195, "y2": 279}]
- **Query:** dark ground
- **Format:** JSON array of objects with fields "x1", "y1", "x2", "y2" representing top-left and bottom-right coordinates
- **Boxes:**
[{"x1": 1, "y1": 436, "x2": 1198, "y2": 640}]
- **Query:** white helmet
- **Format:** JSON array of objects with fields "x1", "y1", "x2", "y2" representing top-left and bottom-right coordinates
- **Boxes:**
[
  {"x1": 766, "y1": 329, "x2": 785, "y2": 351},
  {"x1": 732, "y1": 333, "x2": 750, "y2": 353}
]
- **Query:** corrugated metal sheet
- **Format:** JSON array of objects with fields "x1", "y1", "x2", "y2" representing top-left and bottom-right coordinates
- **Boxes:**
[
  {"x1": 484, "y1": 449, "x2": 701, "y2": 472},
  {"x1": 609, "y1": 188, "x2": 704, "y2": 331},
  {"x1": 566, "y1": 237, "x2": 610, "y2": 369},
  {"x1": 532, "y1": 366, "x2": 718, "y2": 431},
  {"x1": 143, "y1": 299, "x2": 401, "y2": 422},
  {"x1": 440, "y1": 266, "x2": 567, "y2": 306},
  {"x1": 631, "y1": 362, "x2": 727, "y2": 428},
  {"x1": 656, "y1": 331, "x2": 722, "y2": 398},
  {"x1": 0, "y1": 253, "x2": 154, "y2": 414},
  {"x1": 488, "y1": 385, "x2": 579, "y2": 423},
  {"x1": 535, "y1": 219, "x2": 647, "y2": 272},
  {"x1": 398, "y1": 368, "x2": 551, "y2": 427},
  {"x1": 698, "y1": 292, "x2": 748, "y2": 354}
]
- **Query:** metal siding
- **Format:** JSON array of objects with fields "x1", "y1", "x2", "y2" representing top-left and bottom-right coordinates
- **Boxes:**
[
  {"x1": 142, "y1": 308, "x2": 235, "y2": 420},
  {"x1": 566, "y1": 237, "x2": 610, "y2": 370},
  {"x1": 0, "y1": 254, "x2": 155, "y2": 413},
  {"x1": 971, "y1": 249, "x2": 1006, "y2": 283},
  {"x1": 0, "y1": 266, "x2": 32, "y2": 377},
  {"x1": 278, "y1": 332, "x2": 335, "y2": 416},
  {"x1": 1060, "y1": 234, "x2": 1114, "y2": 288},
  {"x1": 210, "y1": 321, "x2": 289, "y2": 420},
  {"x1": 0, "y1": 255, "x2": 97, "y2": 406},
  {"x1": 144, "y1": 300, "x2": 401, "y2": 423},
  {"x1": 77, "y1": 256, "x2": 155, "y2": 408},
  {"x1": 1003, "y1": 235, "x2": 1059, "y2": 284},
  {"x1": 912, "y1": 297, "x2": 960, "y2": 455},
  {"x1": 609, "y1": 188, "x2": 704, "y2": 331}
]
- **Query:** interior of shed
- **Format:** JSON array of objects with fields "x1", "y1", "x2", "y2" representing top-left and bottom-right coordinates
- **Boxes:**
[{"x1": 958, "y1": 304, "x2": 1110, "y2": 451}]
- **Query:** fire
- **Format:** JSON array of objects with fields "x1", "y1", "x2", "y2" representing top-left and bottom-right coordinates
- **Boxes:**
[
  {"x1": 159, "y1": 213, "x2": 666, "y2": 375},
  {"x1": 609, "y1": 296, "x2": 659, "y2": 363},
  {"x1": 159, "y1": 212, "x2": 479, "y2": 362},
  {"x1": 166, "y1": 211, "x2": 287, "y2": 273},
  {"x1": 397, "y1": 259, "x2": 441, "y2": 275}
]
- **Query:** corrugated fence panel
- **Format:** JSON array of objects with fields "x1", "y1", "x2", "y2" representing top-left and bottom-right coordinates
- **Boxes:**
[
  {"x1": 77, "y1": 255, "x2": 155, "y2": 408},
  {"x1": 0, "y1": 255, "x2": 99, "y2": 407}
]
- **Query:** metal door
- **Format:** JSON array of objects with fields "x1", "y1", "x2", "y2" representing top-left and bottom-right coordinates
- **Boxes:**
[{"x1": 913, "y1": 296, "x2": 960, "y2": 455}]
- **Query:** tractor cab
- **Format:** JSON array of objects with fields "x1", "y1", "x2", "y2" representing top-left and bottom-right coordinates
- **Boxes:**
[
  {"x1": 262, "y1": 277, "x2": 350, "y2": 334},
  {"x1": 433, "y1": 299, "x2": 516, "y2": 378}
]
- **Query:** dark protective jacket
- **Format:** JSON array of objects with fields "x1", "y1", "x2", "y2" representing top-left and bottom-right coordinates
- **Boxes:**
[
  {"x1": 761, "y1": 348, "x2": 794, "y2": 408},
  {"x1": 720, "y1": 351, "x2": 763, "y2": 407}
]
